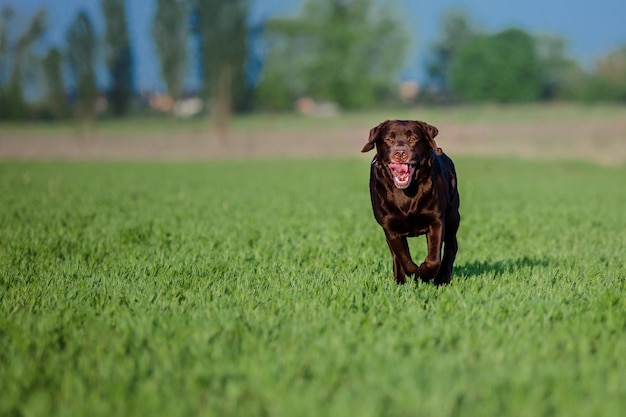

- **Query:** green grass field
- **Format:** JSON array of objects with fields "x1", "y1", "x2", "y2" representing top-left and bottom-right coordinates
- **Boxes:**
[{"x1": 1, "y1": 157, "x2": 625, "y2": 417}]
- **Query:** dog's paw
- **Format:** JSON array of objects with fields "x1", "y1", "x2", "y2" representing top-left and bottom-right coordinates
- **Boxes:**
[{"x1": 418, "y1": 261, "x2": 441, "y2": 282}]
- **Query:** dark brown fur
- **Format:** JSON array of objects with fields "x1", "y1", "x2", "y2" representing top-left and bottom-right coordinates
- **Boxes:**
[{"x1": 362, "y1": 120, "x2": 460, "y2": 285}]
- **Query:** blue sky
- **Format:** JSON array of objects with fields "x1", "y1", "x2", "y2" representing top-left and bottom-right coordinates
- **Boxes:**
[{"x1": 8, "y1": 0, "x2": 626, "y2": 91}]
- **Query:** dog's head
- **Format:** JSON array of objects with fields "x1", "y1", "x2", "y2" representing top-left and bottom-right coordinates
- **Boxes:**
[{"x1": 361, "y1": 120, "x2": 439, "y2": 189}]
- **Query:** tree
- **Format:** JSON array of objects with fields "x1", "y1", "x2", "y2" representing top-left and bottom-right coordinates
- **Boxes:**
[
  {"x1": 534, "y1": 34, "x2": 583, "y2": 100},
  {"x1": 101, "y1": 0, "x2": 135, "y2": 116},
  {"x1": 590, "y1": 45, "x2": 626, "y2": 101},
  {"x1": 66, "y1": 10, "x2": 98, "y2": 123},
  {"x1": 194, "y1": 0, "x2": 249, "y2": 139},
  {"x1": 0, "y1": 7, "x2": 9, "y2": 83},
  {"x1": 258, "y1": 0, "x2": 409, "y2": 110},
  {"x1": 152, "y1": 0, "x2": 188, "y2": 102},
  {"x1": 450, "y1": 28, "x2": 542, "y2": 102},
  {"x1": 41, "y1": 47, "x2": 68, "y2": 118},
  {"x1": 0, "y1": 7, "x2": 46, "y2": 120},
  {"x1": 426, "y1": 9, "x2": 479, "y2": 98}
]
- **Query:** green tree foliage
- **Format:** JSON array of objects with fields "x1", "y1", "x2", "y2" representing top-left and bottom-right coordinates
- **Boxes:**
[
  {"x1": 152, "y1": 0, "x2": 188, "y2": 102},
  {"x1": 0, "y1": 7, "x2": 46, "y2": 120},
  {"x1": 194, "y1": 0, "x2": 248, "y2": 137},
  {"x1": 534, "y1": 34, "x2": 584, "y2": 101},
  {"x1": 101, "y1": 0, "x2": 135, "y2": 116},
  {"x1": 450, "y1": 28, "x2": 542, "y2": 102},
  {"x1": 257, "y1": 0, "x2": 409, "y2": 110},
  {"x1": 41, "y1": 47, "x2": 68, "y2": 118},
  {"x1": 583, "y1": 45, "x2": 626, "y2": 102},
  {"x1": 426, "y1": 9, "x2": 479, "y2": 97},
  {"x1": 66, "y1": 10, "x2": 98, "y2": 123}
]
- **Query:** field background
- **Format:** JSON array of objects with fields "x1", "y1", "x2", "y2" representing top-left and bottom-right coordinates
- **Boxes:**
[
  {"x1": 1, "y1": 104, "x2": 625, "y2": 416},
  {"x1": 2, "y1": 103, "x2": 626, "y2": 164}
]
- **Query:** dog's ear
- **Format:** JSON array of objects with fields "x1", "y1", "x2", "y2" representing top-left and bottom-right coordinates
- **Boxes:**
[
  {"x1": 361, "y1": 121, "x2": 389, "y2": 153},
  {"x1": 415, "y1": 121, "x2": 439, "y2": 151}
]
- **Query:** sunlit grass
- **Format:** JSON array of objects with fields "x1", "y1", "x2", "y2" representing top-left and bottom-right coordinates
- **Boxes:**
[{"x1": 1, "y1": 158, "x2": 625, "y2": 416}]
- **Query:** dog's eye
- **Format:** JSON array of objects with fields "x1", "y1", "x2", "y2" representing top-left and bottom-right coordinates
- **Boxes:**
[
  {"x1": 384, "y1": 137, "x2": 394, "y2": 144},
  {"x1": 408, "y1": 136, "x2": 417, "y2": 144}
]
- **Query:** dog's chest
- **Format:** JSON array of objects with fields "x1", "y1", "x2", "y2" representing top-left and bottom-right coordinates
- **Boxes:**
[
  {"x1": 370, "y1": 165, "x2": 437, "y2": 235},
  {"x1": 377, "y1": 192, "x2": 433, "y2": 236},
  {"x1": 388, "y1": 205, "x2": 431, "y2": 236}
]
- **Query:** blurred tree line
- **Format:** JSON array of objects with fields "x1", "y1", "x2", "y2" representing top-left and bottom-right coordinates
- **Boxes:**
[{"x1": 1, "y1": 1, "x2": 625, "y2": 124}]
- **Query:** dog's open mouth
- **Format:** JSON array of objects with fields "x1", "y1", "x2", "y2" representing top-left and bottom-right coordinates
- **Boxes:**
[{"x1": 388, "y1": 163, "x2": 416, "y2": 189}]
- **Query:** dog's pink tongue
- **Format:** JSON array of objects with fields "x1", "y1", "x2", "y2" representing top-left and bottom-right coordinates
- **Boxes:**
[{"x1": 389, "y1": 163, "x2": 409, "y2": 174}]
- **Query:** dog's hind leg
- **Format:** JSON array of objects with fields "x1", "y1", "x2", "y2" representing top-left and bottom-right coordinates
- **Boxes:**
[{"x1": 434, "y1": 215, "x2": 459, "y2": 285}]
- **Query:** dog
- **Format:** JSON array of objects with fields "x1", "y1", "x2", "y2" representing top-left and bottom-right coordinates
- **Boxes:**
[{"x1": 361, "y1": 120, "x2": 460, "y2": 285}]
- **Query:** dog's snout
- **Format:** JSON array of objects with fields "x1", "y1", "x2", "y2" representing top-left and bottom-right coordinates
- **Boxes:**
[{"x1": 393, "y1": 149, "x2": 408, "y2": 163}]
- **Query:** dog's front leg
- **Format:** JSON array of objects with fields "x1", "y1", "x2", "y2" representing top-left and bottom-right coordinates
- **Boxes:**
[
  {"x1": 420, "y1": 221, "x2": 443, "y2": 282},
  {"x1": 384, "y1": 230, "x2": 419, "y2": 284}
]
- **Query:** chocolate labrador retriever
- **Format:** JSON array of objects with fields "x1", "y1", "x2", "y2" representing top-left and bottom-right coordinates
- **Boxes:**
[{"x1": 362, "y1": 120, "x2": 460, "y2": 285}]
